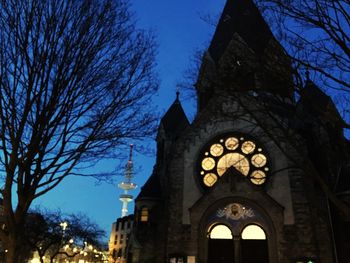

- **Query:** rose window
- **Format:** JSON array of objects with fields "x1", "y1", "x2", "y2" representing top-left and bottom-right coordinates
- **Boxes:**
[{"x1": 199, "y1": 134, "x2": 269, "y2": 187}]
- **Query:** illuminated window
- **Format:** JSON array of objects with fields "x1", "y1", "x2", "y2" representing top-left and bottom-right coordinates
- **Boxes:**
[
  {"x1": 241, "y1": 225, "x2": 266, "y2": 240},
  {"x1": 209, "y1": 224, "x2": 232, "y2": 239},
  {"x1": 198, "y1": 134, "x2": 269, "y2": 187},
  {"x1": 217, "y1": 153, "x2": 249, "y2": 176},
  {"x1": 203, "y1": 173, "x2": 218, "y2": 187},
  {"x1": 210, "y1": 144, "x2": 224, "y2": 156},
  {"x1": 140, "y1": 207, "x2": 149, "y2": 222}
]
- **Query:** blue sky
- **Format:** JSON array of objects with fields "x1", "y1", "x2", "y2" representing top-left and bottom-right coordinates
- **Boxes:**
[{"x1": 33, "y1": 0, "x2": 226, "y2": 242}]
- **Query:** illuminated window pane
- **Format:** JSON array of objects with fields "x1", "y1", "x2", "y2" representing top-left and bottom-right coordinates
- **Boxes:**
[
  {"x1": 241, "y1": 141, "x2": 256, "y2": 154},
  {"x1": 217, "y1": 153, "x2": 249, "y2": 176},
  {"x1": 140, "y1": 207, "x2": 149, "y2": 222},
  {"x1": 202, "y1": 157, "x2": 215, "y2": 171},
  {"x1": 203, "y1": 173, "x2": 218, "y2": 187},
  {"x1": 251, "y1": 154, "x2": 267, "y2": 167},
  {"x1": 251, "y1": 170, "x2": 266, "y2": 185},
  {"x1": 210, "y1": 225, "x2": 232, "y2": 239},
  {"x1": 241, "y1": 225, "x2": 266, "y2": 240},
  {"x1": 210, "y1": 144, "x2": 224, "y2": 157},
  {"x1": 225, "y1": 137, "x2": 239, "y2": 150}
]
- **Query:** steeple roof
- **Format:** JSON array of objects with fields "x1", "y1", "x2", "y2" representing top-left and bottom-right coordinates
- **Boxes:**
[
  {"x1": 209, "y1": 0, "x2": 274, "y2": 62},
  {"x1": 300, "y1": 80, "x2": 345, "y2": 126},
  {"x1": 159, "y1": 92, "x2": 189, "y2": 139}
]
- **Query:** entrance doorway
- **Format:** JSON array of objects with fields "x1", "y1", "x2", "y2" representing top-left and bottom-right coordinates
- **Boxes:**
[
  {"x1": 207, "y1": 224, "x2": 234, "y2": 263},
  {"x1": 241, "y1": 225, "x2": 268, "y2": 263},
  {"x1": 207, "y1": 224, "x2": 268, "y2": 263}
]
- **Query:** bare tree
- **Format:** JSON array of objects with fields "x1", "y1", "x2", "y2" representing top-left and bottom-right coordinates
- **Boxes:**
[
  {"x1": 0, "y1": 0, "x2": 158, "y2": 262},
  {"x1": 255, "y1": 0, "x2": 350, "y2": 92},
  {"x1": 24, "y1": 210, "x2": 105, "y2": 263}
]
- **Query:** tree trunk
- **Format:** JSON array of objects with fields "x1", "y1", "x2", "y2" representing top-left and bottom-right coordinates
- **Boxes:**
[{"x1": 5, "y1": 233, "x2": 20, "y2": 263}]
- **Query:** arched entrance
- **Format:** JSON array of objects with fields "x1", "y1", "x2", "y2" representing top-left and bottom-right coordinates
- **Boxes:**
[
  {"x1": 207, "y1": 224, "x2": 234, "y2": 263},
  {"x1": 207, "y1": 223, "x2": 268, "y2": 263},
  {"x1": 241, "y1": 225, "x2": 268, "y2": 263},
  {"x1": 203, "y1": 202, "x2": 271, "y2": 263}
]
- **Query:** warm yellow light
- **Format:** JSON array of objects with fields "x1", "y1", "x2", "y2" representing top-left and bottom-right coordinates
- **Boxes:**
[
  {"x1": 241, "y1": 141, "x2": 256, "y2": 154},
  {"x1": 69, "y1": 238, "x2": 74, "y2": 243},
  {"x1": 251, "y1": 170, "x2": 266, "y2": 185},
  {"x1": 60, "y1": 221, "x2": 68, "y2": 230},
  {"x1": 202, "y1": 157, "x2": 215, "y2": 171},
  {"x1": 209, "y1": 225, "x2": 232, "y2": 239},
  {"x1": 30, "y1": 259, "x2": 40, "y2": 263},
  {"x1": 217, "y1": 153, "x2": 249, "y2": 176},
  {"x1": 210, "y1": 143, "x2": 224, "y2": 157},
  {"x1": 203, "y1": 173, "x2": 217, "y2": 187},
  {"x1": 241, "y1": 225, "x2": 266, "y2": 240},
  {"x1": 225, "y1": 137, "x2": 239, "y2": 150},
  {"x1": 251, "y1": 154, "x2": 267, "y2": 167}
]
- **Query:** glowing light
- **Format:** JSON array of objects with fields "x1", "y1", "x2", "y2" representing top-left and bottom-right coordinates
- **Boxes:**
[
  {"x1": 203, "y1": 173, "x2": 217, "y2": 187},
  {"x1": 60, "y1": 221, "x2": 68, "y2": 230},
  {"x1": 225, "y1": 137, "x2": 239, "y2": 150},
  {"x1": 210, "y1": 144, "x2": 224, "y2": 156},
  {"x1": 217, "y1": 153, "x2": 249, "y2": 176},
  {"x1": 202, "y1": 157, "x2": 215, "y2": 171},
  {"x1": 241, "y1": 225, "x2": 266, "y2": 240},
  {"x1": 209, "y1": 225, "x2": 232, "y2": 239},
  {"x1": 241, "y1": 141, "x2": 256, "y2": 154}
]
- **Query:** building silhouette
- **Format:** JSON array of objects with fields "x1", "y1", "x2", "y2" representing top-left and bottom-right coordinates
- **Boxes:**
[{"x1": 128, "y1": 0, "x2": 350, "y2": 262}]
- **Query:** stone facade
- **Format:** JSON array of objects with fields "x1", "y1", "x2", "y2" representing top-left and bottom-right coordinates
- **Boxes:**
[{"x1": 129, "y1": 1, "x2": 350, "y2": 263}]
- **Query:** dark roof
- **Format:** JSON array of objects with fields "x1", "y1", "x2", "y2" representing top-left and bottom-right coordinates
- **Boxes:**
[
  {"x1": 209, "y1": 0, "x2": 274, "y2": 62},
  {"x1": 160, "y1": 93, "x2": 189, "y2": 139},
  {"x1": 136, "y1": 172, "x2": 162, "y2": 200},
  {"x1": 299, "y1": 80, "x2": 345, "y2": 126}
]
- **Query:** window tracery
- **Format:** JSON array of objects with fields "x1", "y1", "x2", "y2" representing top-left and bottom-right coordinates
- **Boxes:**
[{"x1": 199, "y1": 134, "x2": 269, "y2": 187}]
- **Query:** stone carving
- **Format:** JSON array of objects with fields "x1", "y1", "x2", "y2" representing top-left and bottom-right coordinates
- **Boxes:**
[{"x1": 217, "y1": 203, "x2": 254, "y2": 220}]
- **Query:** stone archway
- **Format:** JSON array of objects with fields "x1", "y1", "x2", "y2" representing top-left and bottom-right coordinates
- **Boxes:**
[
  {"x1": 207, "y1": 224, "x2": 234, "y2": 263},
  {"x1": 200, "y1": 201, "x2": 274, "y2": 263}
]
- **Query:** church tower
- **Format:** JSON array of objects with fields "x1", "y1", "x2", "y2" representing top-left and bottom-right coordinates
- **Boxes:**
[{"x1": 129, "y1": 1, "x2": 350, "y2": 263}]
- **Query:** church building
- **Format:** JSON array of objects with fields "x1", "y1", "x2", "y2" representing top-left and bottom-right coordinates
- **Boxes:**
[{"x1": 128, "y1": 0, "x2": 350, "y2": 262}]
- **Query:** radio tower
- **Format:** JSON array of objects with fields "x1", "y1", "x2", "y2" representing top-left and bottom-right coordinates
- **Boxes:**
[{"x1": 118, "y1": 144, "x2": 137, "y2": 217}]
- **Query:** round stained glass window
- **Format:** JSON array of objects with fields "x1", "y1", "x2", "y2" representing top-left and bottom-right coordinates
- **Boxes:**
[
  {"x1": 251, "y1": 154, "x2": 267, "y2": 168},
  {"x1": 202, "y1": 157, "x2": 215, "y2": 171},
  {"x1": 241, "y1": 141, "x2": 256, "y2": 154},
  {"x1": 199, "y1": 134, "x2": 269, "y2": 187},
  {"x1": 225, "y1": 137, "x2": 239, "y2": 150},
  {"x1": 210, "y1": 144, "x2": 224, "y2": 157},
  {"x1": 203, "y1": 173, "x2": 218, "y2": 187},
  {"x1": 250, "y1": 170, "x2": 266, "y2": 185}
]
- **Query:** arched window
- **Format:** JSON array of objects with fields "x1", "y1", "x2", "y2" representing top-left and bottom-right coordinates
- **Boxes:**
[
  {"x1": 140, "y1": 207, "x2": 149, "y2": 222},
  {"x1": 209, "y1": 224, "x2": 232, "y2": 239},
  {"x1": 207, "y1": 224, "x2": 234, "y2": 263},
  {"x1": 241, "y1": 225, "x2": 268, "y2": 263},
  {"x1": 199, "y1": 134, "x2": 269, "y2": 188},
  {"x1": 241, "y1": 224, "x2": 266, "y2": 240}
]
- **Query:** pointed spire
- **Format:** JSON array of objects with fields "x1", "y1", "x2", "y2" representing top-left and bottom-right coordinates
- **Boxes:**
[
  {"x1": 176, "y1": 91, "x2": 180, "y2": 101},
  {"x1": 209, "y1": 0, "x2": 274, "y2": 62},
  {"x1": 159, "y1": 92, "x2": 189, "y2": 139}
]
